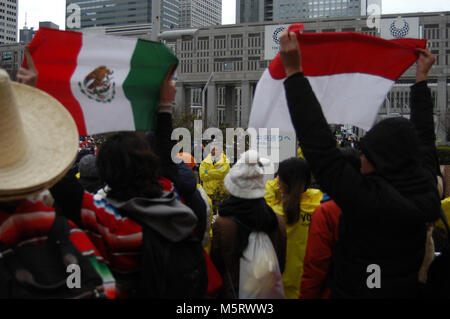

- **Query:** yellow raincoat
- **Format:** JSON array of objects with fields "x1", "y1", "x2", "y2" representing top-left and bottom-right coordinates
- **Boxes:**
[
  {"x1": 265, "y1": 178, "x2": 323, "y2": 299},
  {"x1": 438, "y1": 197, "x2": 450, "y2": 230},
  {"x1": 199, "y1": 153, "x2": 230, "y2": 197},
  {"x1": 297, "y1": 146, "x2": 304, "y2": 159},
  {"x1": 197, "y1": 184, "x2": 214, "y2": 255}
]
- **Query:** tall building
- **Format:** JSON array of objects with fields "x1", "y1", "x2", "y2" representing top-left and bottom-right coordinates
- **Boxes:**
[
  {"x1": 361, "y1": 0, "x2": 382, "y2": 16},
  {"x1": 273, "y1": 0, "x2": 363, "y2": 20},
  {"x1": 39, "y1": 21, "x2": 59, "y2": 30},
  {"x1": 179, "y1": 0, "x2": 222, "y2": 28},
  {"x1": 0, "y1": 0, "x2": 18, "y2": 44},
  {"x1": 65, "y1": 0, "x2": 180, "y2": 30},
  {"x1": 237, "y1": 0, "x2": 382, "y2": 23},
  {"x1": 236, "y1": 0, "x2": 273, "y2": 23},
  {"x1": 19, "y1": 26, "x2": 35, "y2": 43}
]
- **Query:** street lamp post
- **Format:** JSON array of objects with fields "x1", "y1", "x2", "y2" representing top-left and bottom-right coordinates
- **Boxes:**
[
  {"x1": 151, "y1": 0, "x2": 161, "y2": 41},
  {"x1": 202, "y1": 72, "x2": 214, "y2": 128}
]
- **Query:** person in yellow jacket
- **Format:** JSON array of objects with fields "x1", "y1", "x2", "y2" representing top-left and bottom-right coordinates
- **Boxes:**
[
  {"x1": 199, "y1": 144, "x2": 230, "y2": 212},
  {"x1": 297, "y1": 145, "x2": 304, "y2": 159},
  {"x1": 439, "y1": 197, "x2": 450, "y2": 229},
  {"x1": 265, "y1": 157, "x2": 322, "y2": 299}
]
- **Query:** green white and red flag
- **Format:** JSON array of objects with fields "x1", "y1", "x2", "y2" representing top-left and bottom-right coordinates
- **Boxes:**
[{"x1": 27, "y1": 28, "x2": 178, "y2": 136}]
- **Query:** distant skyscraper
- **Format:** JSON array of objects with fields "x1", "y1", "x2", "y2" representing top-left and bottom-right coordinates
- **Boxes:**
[
  {"x1": 237, "y1": 0, "x2": 377, "y2": 23},
  {"x1": 0, "y1": 0, "x2": 18, "y2": 44},
  {"x1": 179, "y1": 0, "x2": 222, "y2": 28},
  {"x1": 360, "y1": 0, "x2": 382, "y2": 16},
  {"x1": 273, "y1": 0, "x2": 364, "y2": 20},
  {"x1": 39, "y1": 21, "x2": 60, "y2": 30},
  {"x1": 236, "y1": 0, "x2": 273, "y2": 23},
  {"x1": 19, "y1": 26, "x2": 35, "y2": 43},
  {"x1": 65, "y1": 0, "x2": 180, "y2": 30}
]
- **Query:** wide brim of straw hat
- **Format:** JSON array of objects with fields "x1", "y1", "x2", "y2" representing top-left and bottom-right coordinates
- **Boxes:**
[{"x1": 0, "y1": 82, "x2": 78, "y2": 201}]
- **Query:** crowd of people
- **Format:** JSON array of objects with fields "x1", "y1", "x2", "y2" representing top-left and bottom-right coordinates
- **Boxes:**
[{"x1": 0, "y1": 34, "x2": 448, "y2": 300}]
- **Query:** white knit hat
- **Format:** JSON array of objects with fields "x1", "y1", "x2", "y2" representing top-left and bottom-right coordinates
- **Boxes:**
[{"x1": 224, "y1": 150, "x2": 271, "y2": 199}]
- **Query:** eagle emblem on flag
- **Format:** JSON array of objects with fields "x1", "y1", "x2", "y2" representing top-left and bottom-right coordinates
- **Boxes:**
[{"x1": 78, "y1": 66, "x2": 116, "y2": 103}]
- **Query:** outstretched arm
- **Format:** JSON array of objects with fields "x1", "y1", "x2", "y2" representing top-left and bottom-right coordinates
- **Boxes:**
[
  {"x1": 17, "y1": 47, "x2": 38, "y2": 87},
  {"x1": 409, "y1": 48, "x2": 439, "y2": 180},
  {"x1": 279, "y1": 31, "x2": 376, "y2": 218},
  {"x1": 155, "y1": 66, "x2": 180, "y2": 184}
]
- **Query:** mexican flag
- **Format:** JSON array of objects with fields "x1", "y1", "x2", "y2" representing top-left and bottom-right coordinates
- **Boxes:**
[
  {"x1": 27, "y1": 28, "x2": 178, "y2": 136},
  {"x1": 249, "y1": 24, "x2": 426, "y2": 132}
]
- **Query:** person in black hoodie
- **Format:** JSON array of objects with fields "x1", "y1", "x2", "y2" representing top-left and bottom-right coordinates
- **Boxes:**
[
  {"x1": 279, "y1": 31, "x2": 441, "y2": 298},
  {"x1": 210, "y1": 150, "x2": 287, "y2": 299}
]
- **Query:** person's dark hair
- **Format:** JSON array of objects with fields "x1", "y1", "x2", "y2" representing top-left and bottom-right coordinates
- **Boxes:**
[
  {"x1": 96, "y1": 132, "x2": 162, "y2": 201},
  {"x1": 340, "y1": 146, "x2": 361, "y2": 171},
  {"x1": 277, "y1": 157, "x2": 311, "y2": 225}
]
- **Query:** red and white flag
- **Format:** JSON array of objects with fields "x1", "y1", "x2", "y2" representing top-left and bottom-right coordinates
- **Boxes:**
[{"x1": 249, "y1": 24, "x2": 426, "y2": 132}]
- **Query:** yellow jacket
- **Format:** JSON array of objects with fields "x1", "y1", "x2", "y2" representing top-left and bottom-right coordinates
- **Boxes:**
[
  {"x1": 297, "y1": 146, "x2": 304, "y2": 159},
  {"x1": 197, "y1": 184, "x2": 214, "y2": 255},
  {"x1": 265, "y1": 178, "x2": 323, "y2": 299},
  {"x1": 199, "y1": 153, "x2": 230, "y2": 196},
  {"x1": 438, "y1": 197, "x2": 450, "y2": 230}
]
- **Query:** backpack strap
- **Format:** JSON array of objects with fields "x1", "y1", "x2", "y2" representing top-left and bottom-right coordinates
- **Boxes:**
[
  {"x1": 226, "y1": 267, "x2": 238, "y2": 299},
  {"x1": 230, "y1": 216, "x2": 251, "y2": 232}
]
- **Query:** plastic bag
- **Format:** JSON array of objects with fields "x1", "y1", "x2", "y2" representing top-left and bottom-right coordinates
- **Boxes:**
[{"x1": 239, "y1": 232, "x2": 285, "y2": 299}]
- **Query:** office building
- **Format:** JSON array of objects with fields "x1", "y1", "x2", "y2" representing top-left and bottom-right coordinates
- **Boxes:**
[
  {"x1": 274, "y1": 0, "x2": 362, "y2": 20},
  {"x1": 39, "y1": 21, "x2": 59, "y2": 29},
  {"x1": 65, "y1": 0, "x2": 180, "y2": 30},
  {"x1": 19, "y1": 26, "x2": 35, "y2": 43},
  {"x1": 0, "y1": 42, "x2": 25, "y2": 80},
  {"x1": 236, "y1": 0, "x2": 273, "y2": 23},
  {"x1": 179, "y1": 0, "x2": 222, "y2": 28},
  {"x1": 237, "y1": 0, "x2": 382, "y2": 23},
  {"x1": 0, "y1": 0, "x2": 18, "y2": 44}
]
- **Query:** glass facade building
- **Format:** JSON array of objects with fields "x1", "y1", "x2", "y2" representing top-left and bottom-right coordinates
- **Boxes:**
[
  {"x1": 0, "y1": 0, "x2": 17, "y2": 44},
  {"x1": 274, "y1": 0, "x2": 362, "y2": 20},
  {"x1": 179, "y1": 0, "x2": 222, "y2": 29},
  {"x1": 237, "y1": 0, "x2": 381, "y2": 23},
  {"x1": 66, "y1": 0, "x2": 180, "y2": 30}
]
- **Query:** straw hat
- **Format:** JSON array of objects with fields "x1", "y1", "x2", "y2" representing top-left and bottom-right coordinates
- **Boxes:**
[{"x1": 0, "y1": 69, "x2": 78, "y2": 201}]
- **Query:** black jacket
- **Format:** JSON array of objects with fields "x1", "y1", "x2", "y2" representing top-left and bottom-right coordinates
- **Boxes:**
[
  {"x1": 153, "y1": 112, "x2": 207, "y2": 240},
  {"x1": 284, "y1": 73, "x2": 440, "y2": 298}
]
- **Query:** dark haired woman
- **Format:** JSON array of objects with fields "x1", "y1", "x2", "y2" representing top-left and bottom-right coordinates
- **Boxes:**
[
  {"x1": 264, "y1": 157, "x2": 323, "y2": 299},
  {"x1": 50, "y1": 70, "x2": 207, "y2": 298}
]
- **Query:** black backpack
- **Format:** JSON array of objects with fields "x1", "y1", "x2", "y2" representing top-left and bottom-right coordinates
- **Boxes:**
[
  {"x1": 137, "y1": 224, "x2": 207, "y2": 299},
  {"x1": 425, "y1": 208, "x2": 450, "y2": 298},
  {"x1": 0, "y1": 215, "x2": 106, "y2": 299}
]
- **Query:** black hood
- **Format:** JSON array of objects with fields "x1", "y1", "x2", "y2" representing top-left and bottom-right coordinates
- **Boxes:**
[{"x1": 360, "y1": 117, "x2": 432, "y2": 194}]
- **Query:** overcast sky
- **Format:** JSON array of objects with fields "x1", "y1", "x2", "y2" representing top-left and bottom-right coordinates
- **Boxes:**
[{"x1": 17, "y1": 0, "x2": 450, "y2": 31}]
